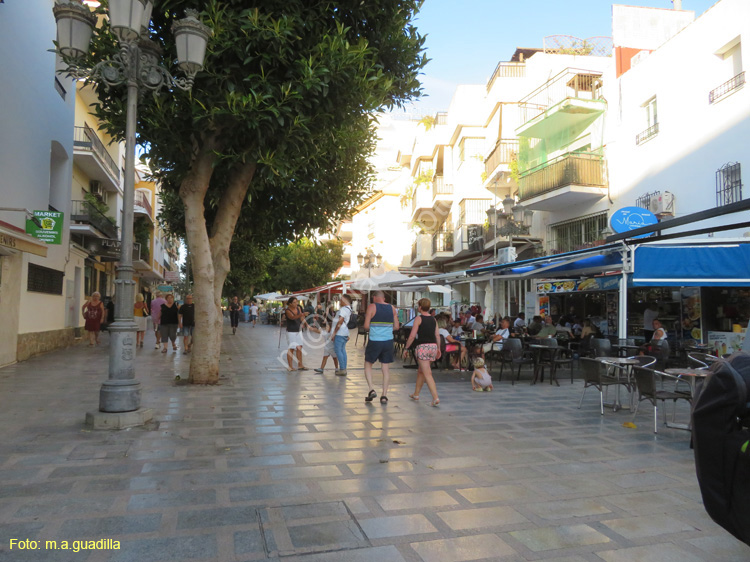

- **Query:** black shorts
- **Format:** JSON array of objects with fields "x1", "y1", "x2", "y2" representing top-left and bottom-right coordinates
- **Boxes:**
[{"x1": 365, "y1": 340, "x2": 395, "y2": 364}]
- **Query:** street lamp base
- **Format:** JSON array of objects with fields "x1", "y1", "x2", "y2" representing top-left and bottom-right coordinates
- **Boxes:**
[
  {"x1": 85, "y1": 408, "x2": 153, "y2": 430},
  {"x1": 99, "y1": 379, "x2": 142, "y2": 412}
]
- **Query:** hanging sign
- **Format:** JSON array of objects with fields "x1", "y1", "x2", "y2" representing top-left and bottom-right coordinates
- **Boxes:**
[
  {"x1": 25, "y1": 211, "x2": 63, "y2": 244},
  {"x1": 610, "y1": 207, "x2": 658, "y2": 238}
]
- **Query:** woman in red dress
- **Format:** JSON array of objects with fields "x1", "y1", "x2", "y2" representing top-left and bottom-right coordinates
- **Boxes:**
[{"x1": 82, "y1": 291, "x2": 105, "y2": 346}]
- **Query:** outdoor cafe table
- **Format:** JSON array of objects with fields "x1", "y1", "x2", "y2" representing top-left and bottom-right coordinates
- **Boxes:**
[
  {"x1": 664, "y1": 367, "x2": 711, "y2": 430},
  {"x1": 528, "y1": 344, "x2": 561, "y2": 385},
  {"x1": 612, "y1": 344, "x2": 642, "y2": 357},
  {"x1": 596, "y1": 356, "x2": 642, "y2": 412}
]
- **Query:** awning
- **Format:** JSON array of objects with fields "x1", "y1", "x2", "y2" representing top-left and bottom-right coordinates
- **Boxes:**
[
  {"x1": 349, "y1": 271, "x2": 413, "y2": 291},
  {"x1": 633, "y1": 241, "x2": 750, "y2": 286},
  {"x1": 0, "y1": 222, "x2": 48, "y2": 257},
  {"x1": 467, "y1": 243, "x2": 625, "y2": 280}
]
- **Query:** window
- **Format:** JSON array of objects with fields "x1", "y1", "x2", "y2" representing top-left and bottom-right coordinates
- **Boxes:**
[
  {"x1": 547, "y1": 212, "x2": 607, "y2": 255},
  {"x1": 710, "y1": 38, "x2": 745, "y2": 104},
  {"x1": 716, "y1": 162, "x2": 742, "y2": 207},
  {"x1": 27, "y1": 264, "x2": 64, "y2": 295},
  {"x1": 636, "y1": 97, "x2": 658, "y2": 145}
]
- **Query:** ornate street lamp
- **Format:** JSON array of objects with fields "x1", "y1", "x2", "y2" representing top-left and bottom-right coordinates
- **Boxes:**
[
  {"x1": 357, "y1": 250, "x2": 382, "y2": 278},
  {"x1": 53, "y1": 0, "x2": 211, "y2": 427}
]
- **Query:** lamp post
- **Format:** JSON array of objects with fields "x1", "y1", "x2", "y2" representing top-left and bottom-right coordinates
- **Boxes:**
[
  {"x1": 357, "y1": 250, "x2": 382, "y2": 278},
  {"x1": 53, "y1": 0, "x2": 211, "y2": 427}
]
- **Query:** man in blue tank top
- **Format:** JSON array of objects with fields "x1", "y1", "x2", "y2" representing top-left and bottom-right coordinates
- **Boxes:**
[{"x1": 363, "y1": 291, "x2": 399, "y2": 404}]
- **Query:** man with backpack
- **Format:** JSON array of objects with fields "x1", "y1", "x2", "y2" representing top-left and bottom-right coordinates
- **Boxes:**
[{"x1": 330, "y1": 294, "x2": 356, "y2": 376}]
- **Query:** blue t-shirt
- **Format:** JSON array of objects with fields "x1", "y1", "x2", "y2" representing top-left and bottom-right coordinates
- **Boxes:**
[{"x1": 369, "y1": 303, "x2": 394, "y2": 342}]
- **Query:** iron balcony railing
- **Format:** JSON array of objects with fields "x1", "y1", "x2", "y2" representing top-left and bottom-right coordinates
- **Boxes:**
[
  {"x1": 519, "y1": 152, "x2": 605, "y2": 201},
  {"x1": 484, "y1": 139, "x2": 520, "y2": 177},
  {"x1": 486, "y1": 62, "x2": 526, "y2": 92},
  {"x1": 431, "y1": 175, "x2": 452, "y2": 199},
  {"x1": 134, "y1": 190, "x2": 153, "y2": 217},
  {"x1": 435, "y1": 112, "x2": 448, "y2": 126},
  {"x1": 432, "y1": 230, "x2": 454, "y2": 254},
  {"x1": 73, "y1": 126, "x2": 120, "y2": 181},
  {"x1": 70, "y1": 200, "x2": 118, "y2": 239},
  {"x1": 709, "y1": 71, "x2": 745, "y2": 104},
  {"x1": 635, "y1": 123, "x2": 659, "y2": 145},
  {"x1": 518, "y1": 68, "x2": 604, "y2": 124}
]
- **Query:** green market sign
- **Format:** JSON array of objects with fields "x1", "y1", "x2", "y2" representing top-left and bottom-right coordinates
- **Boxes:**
[{"x1": 25, "y1": 211, "x2": 63, "y2": 244}]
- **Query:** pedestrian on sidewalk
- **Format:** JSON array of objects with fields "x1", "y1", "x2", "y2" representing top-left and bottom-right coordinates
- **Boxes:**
[
  {"x1": 82, "y1": 291, "x2": 105, "y2": 346},
  {"x1": 179, "y1": 294, "x2": 195, "y2": 354},
  {"x1": 285, "y1": 296, "x2": 308, "y2": 371},
  {"x1": 250, "y1": 301, "x2": 259, "y2": 328},
  {"x1": 150, "y1": 291, "x2": 166, "y2": 349},
  {"x1": 243, "y1": 300, "x2": 250, "y2": 323},
  {"x1": 229, "y1": 296, "x2": 241, "y2": 335},
  {"x1": 330, "y1": 294, "x2": 353, "y2": 376},
  {"x1": 363, "y1": 290, "x2": 399, "y2": 404},
  {"x1": 133, "y1": 293, "x2": 150, "y2": 348},
  {"x1": 404, "y1": 297, "x2": 441, "y2": 406},
  {"x1": 160, "y1": 294, "x2": 179, "y2": 353}
]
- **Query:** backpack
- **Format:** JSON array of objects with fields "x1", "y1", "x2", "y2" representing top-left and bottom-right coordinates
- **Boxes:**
[
  {"x1": 345, "y1": 306, "x2": 358, "y2": 330},
  {"x1": 692, "y1": 351, "x2": 750, "y2": 546}
]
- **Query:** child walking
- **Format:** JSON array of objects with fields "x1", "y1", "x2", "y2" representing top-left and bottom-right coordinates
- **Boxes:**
[{"x1": 471, "y1": 358, "x2": 493, "y2": 392}]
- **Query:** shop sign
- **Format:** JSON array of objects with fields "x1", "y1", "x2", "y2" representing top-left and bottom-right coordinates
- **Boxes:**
[
  {"x1": 25, "y1": 211, "x2": 63, "y2": 244},
  {"x1": 0, "y1": 229, "x2": 48, "y2": 257},
  {"x1": 536, "y1": 277, "x2": 621, "y2": 293},
  {"x1": 85, "y1": 238, "x2": 141, "y2": 261},
  {"x1": 157, "y1": 285, "x2": 173, "y2": 293},
  {"x1": 164, "y1": 271, "x2": 180, "y2": 282},
  {"x1": 610, "y1": 207, "x2": 658, "y2": 238}
]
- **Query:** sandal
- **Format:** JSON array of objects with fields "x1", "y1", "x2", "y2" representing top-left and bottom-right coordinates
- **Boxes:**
[
  {"x1": 380, "y1": 396, "x2": 388, "y2": 404},
  {"x1": 161, "y1": 348, "x2": 167, "y2": 353},
  {"x1": 409, "y1": 393, "x2": 419, "y2": 401},
  {"x1": 431, "y1": 399, "x2": 440, "y2": 407},
  {"x1": 365, "y1": 390, "x2": 377, "y2": 402}
]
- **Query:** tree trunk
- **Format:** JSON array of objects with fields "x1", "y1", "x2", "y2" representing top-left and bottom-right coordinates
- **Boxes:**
[{"x1": 180, "y1": 147, "x2": 256, "y2": 384}]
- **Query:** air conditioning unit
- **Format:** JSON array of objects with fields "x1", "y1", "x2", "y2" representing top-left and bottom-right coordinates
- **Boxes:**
[
  {"x1": 649, "y1": 191, "x2": 675, "y2": 216},
  {"x1": 89, "y1": 180, "x2": 103, "y2": 200}
]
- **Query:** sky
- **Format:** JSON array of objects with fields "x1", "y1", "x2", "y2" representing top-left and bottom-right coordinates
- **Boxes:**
[{"x1": 402, "y1": 0, "x2": 719, "y2": 114}]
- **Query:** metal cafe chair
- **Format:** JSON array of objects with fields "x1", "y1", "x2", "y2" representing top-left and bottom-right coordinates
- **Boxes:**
[
  {"x1": 578, "y1": 357, "x2": 632, "y2": 416},
  {"x1": 631, "y1": 366, "x2": 692, "y2": 433},
  {"x1": 500, "y1": 338, "x2": 534, "y2": 385}
]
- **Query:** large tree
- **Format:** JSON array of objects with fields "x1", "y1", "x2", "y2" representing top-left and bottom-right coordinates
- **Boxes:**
[
  {"x1": 86, "y1": 0, "x2": 427, "y2": 383},
  {"x1": 266, "y1": 239, "x2": 344, "y2": 293}
]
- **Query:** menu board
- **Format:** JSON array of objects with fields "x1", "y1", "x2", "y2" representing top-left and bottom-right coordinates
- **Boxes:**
[
  {"x1": 536, "y1": 277, "x2": 620, "y2": 293},
  {"x1": 707, "y1": 331, "x2": 745, "y2": 356}
]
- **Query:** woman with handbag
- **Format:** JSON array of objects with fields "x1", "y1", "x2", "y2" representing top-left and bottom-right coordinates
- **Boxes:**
[{"x1": 134, "y1": 293, "x2": 150, "y2": 348}]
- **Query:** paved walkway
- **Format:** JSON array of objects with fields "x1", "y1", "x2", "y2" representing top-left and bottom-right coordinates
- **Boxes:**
[{"x1": 0, "y1": 322, "x2": 748, "y2": 562}]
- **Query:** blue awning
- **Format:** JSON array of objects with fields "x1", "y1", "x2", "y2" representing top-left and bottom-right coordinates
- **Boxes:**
[
  {"x1": 633, "y1": 243, "x2": 750, "y2": 286},
  {"x1": 467, "y1": 243, "x2": 625, "y2": 279}
]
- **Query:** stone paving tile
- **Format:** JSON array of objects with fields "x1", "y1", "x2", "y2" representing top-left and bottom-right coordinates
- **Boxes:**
[
  {"x1": 410, "y1": 533, "x2": 520, "y2": 562},
  {"x1": 0, "y1": 324, "x2": 746, "y2": 562},
  {"x1": 510, "y1": 523, "x2": 612, "y2": 552},
  {"x1": 595, "y1": 542, "x2": 706, "y2": 562}
]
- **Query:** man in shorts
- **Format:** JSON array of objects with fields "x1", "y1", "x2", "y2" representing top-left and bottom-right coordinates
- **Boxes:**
[
  {"x1": 363, "y1": 291, "x2": 399, "y2": 404},
  {"x1": 150, "y1": 291, "x2": 166, "y2": 349},
  {"x1": 250, "y1": 301, "x2": 259, "y2": 327},
  {"x1": 179, "y1": 294, "x2": 195, "y2": 354}
]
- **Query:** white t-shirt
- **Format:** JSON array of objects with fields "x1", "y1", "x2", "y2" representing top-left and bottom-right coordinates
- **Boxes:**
[
  {"x1": 513, "y1": 317, "x2": 526, "y2": 329},
  {"x1": 653, "y1": 327, "x2": 668, "y2": 341},
  {"x1": 250, "y1": 305, "x2": 258, "y2": 315},
  {"x1": 438, "y1": 327, "x2": 451, "y2": 341},
  {"x1": 493, "y1": 328, "x2": 509, "y2": 344},
  {"x1": 333, "y1": 306, "x2": 352, "y2": 338}
]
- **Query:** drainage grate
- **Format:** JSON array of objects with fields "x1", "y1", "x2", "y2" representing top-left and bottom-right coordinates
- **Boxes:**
[{"x1": 259, "y1": 501, "x2": 369, "y2": 557}]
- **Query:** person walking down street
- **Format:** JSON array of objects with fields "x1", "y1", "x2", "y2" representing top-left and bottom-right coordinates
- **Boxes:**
[
  {"x1": 243, "y1": 300, "x2": 250, "y2": 323},
  {"x1": 229, "y1": 296, "x2": 241, "y2": 335},
  {"x1": 150, "y1": 291, "x2": 166, "y2": 349},
  {"x1": 363, "y1": 290, "x2": 399, "y2": 404},
  {"x1": 133, "y1": 293, "x2": 150, "y2": 348},
  {"x1": 250, "y1": 301, "x2": 259, "y2": 328},
  {"x1": 179, "y1": 294, "x2": 195, "y2": 354},
  {"x1": 330, "y1": 294, "x2": 353, "y2": 376},
  {"x1": 160, "y1": 294, "x2": 179, "y2": 353},
  {"x1": 285, "y1": 297, "x2": 308, "y2": 372},
  {"x1": 82, "y1": 291, "x2": 105, "y2": 347},
  {"x1": 404, "y1": 298, "x2": 441, "y2": 406}
]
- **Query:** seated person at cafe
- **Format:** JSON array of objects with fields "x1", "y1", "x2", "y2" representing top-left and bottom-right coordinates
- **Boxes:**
[
  {"x1": 439, "y1": 318, "x2": 467, "y2": 370},
  {"x1": 537, "y1": 316, "x2": 558, "y2": 338},
  {"x1": 490, "y1": 317, "x2": 510, "y2": 346},
  {"x1": 571, "y1": 316, "x2": 583, "y2": 339},
  {"x1": 580, "y1": 319, "x2": 597, "y2": 339},
  {"x1": 513, "y1": 312, "x2": 527, "y2": 334},
  {"x1": 527, "y1": 315, "x2": 543, "y2": 336},
  {"x1": 471, "y1": 314, "x2": 486, "y2": 333},
  {"x1": 640, "y1": 319, "x2": 668, "y2": 355},
  {"x1": 464, "y1": 311, "x2": 477, "y2": 330}
]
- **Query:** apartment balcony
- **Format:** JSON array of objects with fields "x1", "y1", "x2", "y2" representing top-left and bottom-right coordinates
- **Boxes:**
[
  {"x1": 410, "y1": 234, "x2": 432, "y2": 266},
  {"x1": 134, "y1": 241, "x2": 152, "y2": 271},
  {"x1": 70, "y1": 199, "x2": 118, "y2": 239},
  {"x1": 73, "y1": 126, "x2": 120, "y2": 191},
  {"x1": 484, "y1": 139, "x2": 520, "y2": 184},
  {"x1": 709, "y1": 71, "x2": 745, "y2": 104},
  {"x1": 486, "y1": 62, "x2": 526, "y2": 92},
  {"x1": 431, "y1": 230, "x2": 454, "y2": 261},
  {"x1": 517, "y1": 68, "x2": 605, "y2": 140},
  {"x1": 431, "y1": 175, "x2": 453, "y2": 212},
  {"x1": 453, "y1": 223, "x2": 485, "y2": 258},
  {"x1": 410, "y1": 183, "x2": 433, "y2": 223},
  {"x1": 518, "y1": 152, "x2": 607, "y2": 211},
  {"x1": 134, "y1": 190, "x2": 153, "y2": 219}
]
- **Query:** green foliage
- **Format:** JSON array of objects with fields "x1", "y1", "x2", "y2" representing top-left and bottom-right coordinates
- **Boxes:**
[
  {"x1": 133, "y1": 217, "x2": 151, "y2": 261},
  {"x1": 223, "y1": 238, "x2": 273, "y2": 296},
  {"x1": 83, "y1": 0, "x2": 428, "y2": 247},
  {"x1": 265, "y1": 238, "x2": 344, "y2": 293},
  {"x1": 418, "y1": 115, "x2": 435, "y2": 131}
]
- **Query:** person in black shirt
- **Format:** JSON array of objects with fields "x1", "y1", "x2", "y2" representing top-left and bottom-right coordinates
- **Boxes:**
[
  {"x1": 229, "y1": 296, "x2": 241, "y2": 335},
  {"x1": 179, "y1": 294, "x2": 195, "y2": 354},
  {"x1": 160, "y1": 294, "x2": 180, "y2": 352}
]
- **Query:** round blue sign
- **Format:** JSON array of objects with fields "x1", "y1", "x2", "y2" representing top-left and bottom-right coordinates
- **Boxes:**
[{"x1": 610, "y1": 207, "x2": 658, "y2": 239}]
